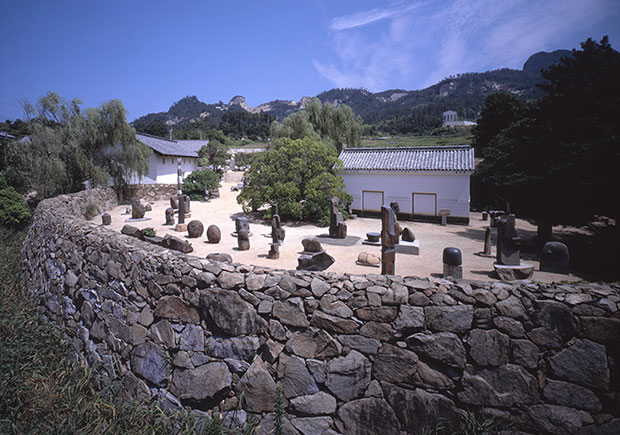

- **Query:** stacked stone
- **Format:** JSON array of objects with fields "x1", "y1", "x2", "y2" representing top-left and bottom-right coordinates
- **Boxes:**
[{"x1": 19, "y1": 188, "x2": 620, "y2": 435}]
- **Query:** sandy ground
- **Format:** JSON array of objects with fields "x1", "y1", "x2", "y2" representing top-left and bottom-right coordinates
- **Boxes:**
[{"x1": 104, "y1": 172, "x2": 583, "y2": 283}]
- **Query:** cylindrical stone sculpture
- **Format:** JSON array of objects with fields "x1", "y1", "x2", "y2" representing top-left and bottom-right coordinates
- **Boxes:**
[
  {"x1": 165, "y1": 208, "x2": 175, "y2": 226},
  {"x1": 238, "y1": 229, "x2": 250, "y2": 250},
  {"x1": 443, "y1": 247, "x2": 463, "y2": 279},
  {"x1": 101, "y1": 213, "x2": 111, "y2": 225}
]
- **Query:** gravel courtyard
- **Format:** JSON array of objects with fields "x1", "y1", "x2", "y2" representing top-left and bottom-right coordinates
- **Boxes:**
[{"x1": 106, "y1": 172, "x2": 582, "y2": 283}]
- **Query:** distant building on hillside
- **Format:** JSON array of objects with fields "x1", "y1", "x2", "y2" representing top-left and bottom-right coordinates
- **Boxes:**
[{"x1": 443, "y1": 110, "x2": 476, "y2": 127}]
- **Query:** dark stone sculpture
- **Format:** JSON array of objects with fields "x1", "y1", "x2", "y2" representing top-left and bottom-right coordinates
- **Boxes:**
[
  {"x1": 101, "y1": 213, "x2": 111, "y2": 225},
  {"x1": 165, "y1": 208, "x2": 175, "y2": 226},
  {"x1": 121, "y1": 224, "x2": 142, "y2": 239},
  {"x1": 381, "y1": 206, "x2": 398, "y2": 275},
  {"x1": 131, "y1": 199, "x2": 145, "y2": 219},
  {"x1": 170, "y1": 196, "x2": 179, "y2": 209},
  {"x1": 483, "y1": 227, "x2": 492, "y2": 255},
  {"x1": 389, "y1": 201, "x2": 400, "y2": 215},
  {"x1": 401, "y1": 227, "x2": 415, "y2": 242},
  {"x1": 540, "y1": 241, "x2": 569, "y2": 275},
  {"x1": 145, "y1": 204, "x2": 152, "y2": 212},
  {"x1": 301, "y1": 238, "x2": 323, "y2": 253},
  {"x1": 235, "y1": 216, "x2": 250, "y2": 235},
  {"x1": 207, "y1": 225, "x2": 221, "y2": 243},
  {"x1": 268, "y1": 243, "x2": 280, "y2": 259},
  {"x1": 495, "y1": 217, "x2": 522, "y2": 266},
  {"x1": 162, "y1": 234, "x2": 193, "y2": 253},
  {"x1": 296, "y1": 251, "x2": 335, "y2": 271},
  {"x1": 443, "y1": 247, "x2": 463, "y2": 279},
  {"x1": 187, "y1": 220, "x2": 204, "y2": 238},
  {"x1": 237, "y1": 229, "x2": 250, "y2": 250},
  {"x1": 270, "y1": 204, "x2": 285, "y2": 244},
  {"x1": 329, "y1": 196, "x2": 347, "y2": 239}
]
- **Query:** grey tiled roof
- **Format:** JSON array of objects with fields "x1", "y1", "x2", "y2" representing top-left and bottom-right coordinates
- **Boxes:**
[
  {"x1": 136, "y1": 133, "x2": 206, "y2": 157},
  {"x1": 338, "y1": 145, "x2": 474, "y2": 172}
]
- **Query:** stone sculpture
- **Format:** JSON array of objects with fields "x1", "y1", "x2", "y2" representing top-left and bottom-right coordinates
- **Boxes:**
[
  {"x1": 162, "y1": 234, "x2": 193, "y2": 253},
  {"x1": 297, "y1": 251, "x2": 335, "y2": 271},
  {"x1": 271, "y1": 204, "x2": 285, "y2": 244},
  {"x1": 207, "y1": 225, "x2": 221, "y2": 243},
  {"x1": 357, "y1": 252, "x2": 380, "y2": 267},
  {"x1": 540, "y1": 241, "x2": 569, "y2": 275},
  {"x1": 268, "y1": 243, "x2": 280, "y2": 259},
  {"x1": 145, "y1": 203, "x2": 152, "y2": 212},
  {"x1": 381, "y1": 206, "x2": 398, "y2": 275},
  {"x1": 235, "y1": 216, "x2": 250, "y2": 235},
  {"x1": 329, "y1": 196, "x2": 347, "y2": 239},
  {"x1": 131, "y1": 199, "x2": 145, "y2": 219},
  {"x1": 443, "y1": 247, "x2": 463, "y2": 279},
  {"x1": 401, "y1": 227, "x2": 415, "y2": 242},
  {"x1": 101, "y1": 213, "x2": 111, "y2": 225},
  {"x1": 165, "y1": 208, "x2": 175, "y2": 226},
  {"x1": 187, "y1": 220, "x2": 204, "y2": 238},
  {"x1": 496, "y1": 216, "x2": 521, "y2": 266},
  {"x1": 483, "y1": 227, "x2": 492, "y2": 255},
  {"x1": 301, "y1": 238, "x2": 323, "y2": 253},
  {"x1": 238, "y1": 229, "x2": 250, "y2": 250},
  {"x1": 170, "y1": 195, "x2": 179, "y2": 209}
]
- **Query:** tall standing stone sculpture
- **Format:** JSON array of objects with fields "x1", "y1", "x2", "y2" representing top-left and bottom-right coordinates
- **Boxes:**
[
  {"x1": 495, "y1": 216, "x2": 521, "y2": 266},
  {"x1": 329, "y1": 197, "x2": 347, "y2": 239},
  {"x1": 271, "y1": 203, "x2": 285, "y2": 244},
  {"x1": 131, "y1": 199, "x2": 145, "y2": 219},
  {"x1": 483, "y1": 226, "x2": 492, "y2": 255},
  {"x1": 165, "y1": 207, "x2": 175, "y2": 226},
  {"x1": 238, "y1": 229, "x2": 250, "y2": 250},
  {"x1": 235, "y1": 216, "x2": 250, "y2": 235},
  {"x1": 381, "y1": 206, "x2": 398, "y2": 275}
]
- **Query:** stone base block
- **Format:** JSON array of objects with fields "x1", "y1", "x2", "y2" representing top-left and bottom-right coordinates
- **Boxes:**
[
  {"x1": 443, "y1": 264, "x2": 463, "y2": 279},
  {"x1": 494, "y1": 262, "x2": 534, "y2": 281},
  {"x1": 395, "y1": 240, "x2": 420, "y2": 255},
  {"x1": 175, "y1": 223, "x2": 187, "y2": 232}
]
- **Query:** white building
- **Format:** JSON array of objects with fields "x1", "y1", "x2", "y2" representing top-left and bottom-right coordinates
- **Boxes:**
[
  {"x1": 132, "y1": 133, "x2": 208, "y2": 184},
  {"x1": 443, "y1": 110, "x2": 476, "y2": 127},
  {"x1": 337, "y1": 145, "x2": 475, "y2": 223}
]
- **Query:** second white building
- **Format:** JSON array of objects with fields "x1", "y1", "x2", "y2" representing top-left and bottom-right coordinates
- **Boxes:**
[{"x1": 337, "y1": 145, "x2": 474, "y2": 223}]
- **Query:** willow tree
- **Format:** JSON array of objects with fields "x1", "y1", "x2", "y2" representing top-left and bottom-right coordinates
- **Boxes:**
[{"x1": 10, "y1": 92, "x2": 150, "y2": 199}]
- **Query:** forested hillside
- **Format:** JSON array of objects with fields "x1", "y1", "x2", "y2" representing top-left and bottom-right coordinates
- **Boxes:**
[{"x1": 132, "y1": 49, "x2": 571, "y2": 136}]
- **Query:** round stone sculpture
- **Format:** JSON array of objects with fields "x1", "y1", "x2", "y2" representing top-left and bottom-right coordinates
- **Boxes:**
[
  {"x1": 366, "y1": 232, "x2": 380, "y2": 243},
  {"x1": 401, "y1": 227, "x2": 416, "y2": 242},
  {"x1": 443, "y1": 247, "x2": 462, "y2": 266},
  {"x1": 540, "y1": 241, "x2": 569, "y2": 275},
  {"x1": 357, "y1": 252, "x2": 380, "y2": 266},
  {"x1": 101, "y1": 213, "x2": 111, "y2": 225},
  {"x1": 187, "y1": 220, "x2": 204, "y2": 238},
  {"x1": 207, "y1": 225, "x2": 222, "y2": 243}
]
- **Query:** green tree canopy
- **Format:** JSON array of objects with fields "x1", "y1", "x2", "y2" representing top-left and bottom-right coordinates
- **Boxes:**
[
  {"x1": 270, "y1": 98, "x2": 362, "y2": 152},
  {"x1": 182, "y1": 168, "x2": 222, "y2": 200},
  {"x1": 472, "y1": 93, "x2": 528, "y2": 155},
  {"x1": 237, "y1": 137, "x2": 351, "y2": 225},
  {"x1": 473, "y1": 36, "x2": 620, "y2": 238},
  {"x1": 4, "y1": 92, "x2": 150, "y2": 199},
  {"x1": 197, "y1": 139, "x2": 230, "y2": 169}
]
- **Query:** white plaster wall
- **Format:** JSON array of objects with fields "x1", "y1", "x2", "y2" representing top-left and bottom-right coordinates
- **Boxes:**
[
  {"x1": 340, "y1": 171, "x2": 471, "y2": 218},
  {"x1": 154, "y1": 155, "x2": 198, "y2": 184}
]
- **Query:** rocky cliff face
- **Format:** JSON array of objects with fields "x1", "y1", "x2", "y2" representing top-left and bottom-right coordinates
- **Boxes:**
[{"x1": 21, "y1": 188, "x2": 620, "y2": 434}]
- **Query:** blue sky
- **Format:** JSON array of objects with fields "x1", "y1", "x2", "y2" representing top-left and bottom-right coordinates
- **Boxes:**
[{"x1": 1, "y1": 0, "x2": 618, "y2": 121}]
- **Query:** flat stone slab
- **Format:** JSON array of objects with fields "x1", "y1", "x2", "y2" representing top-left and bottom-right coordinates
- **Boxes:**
[
  {"x1": 125, "y1": 217, "x2": 152, "y2": 222},
  {"x1": 362, "y1": 239, "x2": 381, "y2": 246},
  {"x1": 493, "y1": 262, "x2": 534, "y2": 281},
  {"x1": 315, "y1": 234, "x2": 361, "y2": 246},
  {"x1": 395, "y1": 240, "x2": 420, "y2": 255}
]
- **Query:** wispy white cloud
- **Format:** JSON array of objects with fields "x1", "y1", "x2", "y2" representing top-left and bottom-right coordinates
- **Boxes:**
[
  {"x1": 315, "y1": 0, "x2": 616, "y2": 91},
  {"x1": 330, "y1": 2, "x2": 422, "y2": 31}
]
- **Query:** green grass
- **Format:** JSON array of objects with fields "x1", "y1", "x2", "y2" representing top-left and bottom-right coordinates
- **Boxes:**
[
  {"x1": 361, "y1": 131, "x2": 473, "y2": 148},
  {"x1": 0, "y1": 226, "x2": 254, "y2": 434}
]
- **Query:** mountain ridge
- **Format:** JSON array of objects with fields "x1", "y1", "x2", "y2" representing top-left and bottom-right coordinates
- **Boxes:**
[{"x1": 133, "y1": 49, "x2": 571, "y2": 135}]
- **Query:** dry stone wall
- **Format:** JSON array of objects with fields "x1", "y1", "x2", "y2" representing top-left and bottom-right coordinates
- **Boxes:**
[{"x1": 21, "y1": 188, "x2": 620, "y2": 435}]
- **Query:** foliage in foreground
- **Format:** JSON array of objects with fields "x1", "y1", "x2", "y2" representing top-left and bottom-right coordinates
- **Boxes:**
[
  {"x1": 237, "y1": 137, "x2": 351, "y2": 225},
  {"x1": 0, "y1": 187, "x2": 31, "y2": 228},
  {"x1": 0, "y1": 226, "x2": 251, "y2": 434},
  {"x1": 183, "y1": 168, "x2": 222, "y2": 200}
]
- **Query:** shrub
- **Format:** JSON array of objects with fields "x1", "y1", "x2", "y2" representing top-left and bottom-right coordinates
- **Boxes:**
[
  {"x1": 84, "y1": 202, "x2": 99, "y2": 220},
  {"x1": 182, "y1": 168, "x2": 222, "y2": 201},
  {"x1": 0, "y1": 187, "x2": 31, "y2": 228},
  {"x1": 143, "y1": 227, "x2": 156, "y2": 237}
]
